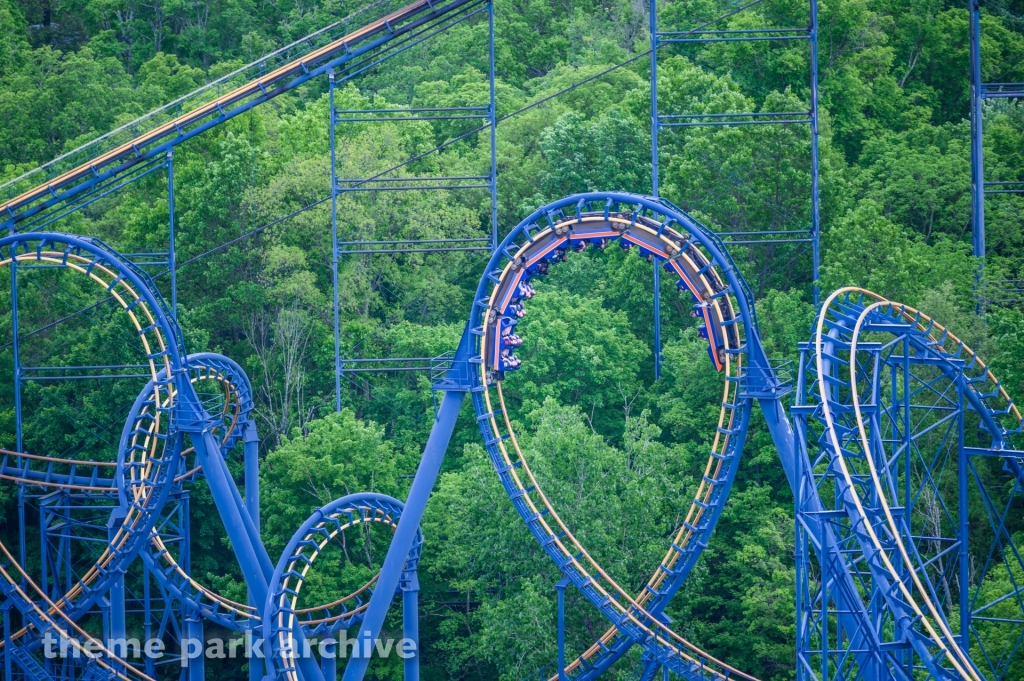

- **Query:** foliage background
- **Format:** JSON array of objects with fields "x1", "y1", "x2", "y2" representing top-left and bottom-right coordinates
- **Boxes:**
[{"x1": 1, "y1": 0, "x2": 1024, "y2": 677}]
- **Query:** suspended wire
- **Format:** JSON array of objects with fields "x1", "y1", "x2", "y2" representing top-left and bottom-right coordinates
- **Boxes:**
[
  {"x1": 45, "y1": 394, "x2": 143, "y2": 460},
  {"x1": 0, "y1": 298, "x2": 112, "y2": 352},
  {"x1": 691, "y1": 144, "x2": 807, "y2": 227},
  {"x1": 0, "y1": 0, "x2": 399, "y2": 194},
  {"x1": 343, "y1": 262, "x2": 473, "y2": 356},
  {"x1": 683, "y1": 140, "x2": 807, "y2": 228},
  {"x1": 17, "y1": 275, "x2": 150, "y2": 358},
  {"x1": 177, "y1": 199, "x2": 330, "y2": 270},
  {"x1": 348, "y1": 0, "x2": 773, "y2": 191},
  {"x1": 0, "y1": 196, "x2": 335, "y2": 351},
  {"x1": 27, "y1": 384, "x2": 123, "y2": 449},
  {"x1": 981, "y1": 0, "x2": 1024, "y2": 26},
  {"x1": 752, "y1": 241, "x2": 810, "y2": 291},
  {"x1": 1, "y1": 0, "x2": 794, "y2": 352}
]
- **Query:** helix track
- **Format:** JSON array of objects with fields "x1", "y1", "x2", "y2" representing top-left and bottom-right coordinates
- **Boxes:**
[
  {"x1": 263, "y1": 493, "x2": 422, "y2": 681},
  {"x1": 4, "y1": 196, "x2": 763, "y2": 681},
  {"x1": 793, "y1": 289, "x2": 1024, "y2": 681},
  {"x1": 119, "y1": 352, "x2": 261, "y2": 632},
  {"x1": 0, "y1": 235, "x2": 425, "y2": 681},
  {"x1": 4, "y1": 192, "x2": 1024, "y2": 681},
  {"x1": 0, "y1": 233, "x2": 187, "y2": 681}
]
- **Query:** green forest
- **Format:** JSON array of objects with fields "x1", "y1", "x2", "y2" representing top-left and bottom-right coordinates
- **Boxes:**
[{"x1": 1, "y1": 0, "x2": 1024, "y2": 676}]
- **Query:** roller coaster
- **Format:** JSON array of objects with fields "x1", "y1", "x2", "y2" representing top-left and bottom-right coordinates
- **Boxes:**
[{"x1": 0, "y1": 0, "x2": 1022, "y2": 680}]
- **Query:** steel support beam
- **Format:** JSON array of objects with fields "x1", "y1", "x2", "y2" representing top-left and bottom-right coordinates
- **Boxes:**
[
  {"x1": 330, "y1": 70, "x2": 342, "y2": 413},
  {"x1": 809, "y1": 0, "x2": 821, "y2": 303},
  {"x1": 168, "y1": 151, "x2": 177, "y2": 320},
  {"x1": 556, "y1": 577, "x2": 569, "y2": 681},
  {"x1": 341, "y1": 330, "x2": 472, "y2": 681},
  {"x1": 970, "y1": 0, "x2": 985, "y2": 262},
  {"x1": 488, "y1": 0, "x2": 498, "y2": 251},
  {"x1": 402, "y1": 572, "x2": 420, "y2": 681},
  {"x1": 650, "y1": 0, "x2": 663, "y2": 379}
]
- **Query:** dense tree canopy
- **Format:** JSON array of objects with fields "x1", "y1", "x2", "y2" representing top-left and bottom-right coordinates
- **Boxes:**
[{"x1": 2, "y1": 0, "x2": 1024, "y2": 677}]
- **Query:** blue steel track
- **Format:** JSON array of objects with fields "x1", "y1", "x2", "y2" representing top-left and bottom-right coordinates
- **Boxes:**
[{"x1": 0, "y1": 3, "x2": 1022, "y2": 680}]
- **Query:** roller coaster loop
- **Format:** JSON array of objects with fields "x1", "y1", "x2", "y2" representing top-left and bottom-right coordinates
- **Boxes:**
[
  {"x1": 2, "y1": 185, "x2": 1023, "y2": 681},
  {"x1": 0, "y1": 0, "x2": 1015, "y2": 674}
]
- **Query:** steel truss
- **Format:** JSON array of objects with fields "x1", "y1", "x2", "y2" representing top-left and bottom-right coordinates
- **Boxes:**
[
  {"x1": 793, "y1": 289, "x2": 1024, "y2": 680},
  {"x1": 0, "y1": 4, "x2": 495, "y2": 681},
  {"x1": 0, "y1": 234, "x2": 425, "y2": 681},
  {"x1": 969, "y1": 0, "x2": 1024, "y2": 306},
  {"x1": 326, "y1": 0, "x2": 498, "y2": 408},
  {"x1": 337, "y1": 191, "x2": 810, "y2": 681},
  {"x1": 648, "y1": 0, "x2": 823, "y2": 378}
]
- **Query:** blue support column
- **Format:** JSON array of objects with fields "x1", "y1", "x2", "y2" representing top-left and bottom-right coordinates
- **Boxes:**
[
  {"x1": 181, "y1": 490, "x2": 192, "y2": 658},
  {"x1": 3, "y1": 601, "x2": 12, "y2": 681},
  {"x1": 970, "y1": 0, "x2": 985, "y2": 262},
  {"x1": 649, "y1": 0, "x2": 659, "y2": 198},
  {"x1": 402, "y1": 572, "x2": 420, "y2": 681},
  {"x1": 556, "y1": 576, "x2": 569, "y2": 681},
  {"x1": 808, "y1": 0, "x2": 821, "y2": 304},
  {"x1": 100, "y1": 596, "x2": 111, "y2": 660},
  {"x1": 819, "y1": 515, "x2": 828, "y2": 681},
  {"x1": 186, "y1": 611, "x2": 205, "y2": 681},
  {"x1": 488, "y1": 0, "x2": 498, "y2": 251},
  {"x1": 9, "y1": 231, "x2": 21, "y2": 456},
  {"x1": 969, "y1": 0, "x2": 986, "y2": 313},
  {"x1": 168, "y1": 150, "x2": 178, "y2": 320},
  {"x1": 650, "y1": 0, "x2": 662, "y2": 379},
  {"x1": 342, "y1": 387, "x2": 468, "y2": 681},
  {"x1": 322, "y1": 637, "x2": 337, "y2": 681},
  {"x1": 958, "y1": 372, "x2": 970, "y2": 646},
  {"x1": 144, "y1": 563, "x2": 156, "y2": 678},
  {"x1": 653, "y1": 258, "x2": 661, "y2": 378},
  {"x1": 213, "y1": 455, "x2": 262, "y2": 562},
  {"x1": 107, "y1": 508, "x2": 128, "y2": 651},
  {"x1": 248, "y1": 624, "x2": 264, "y2": 681},
  {"x1": 190, "y1": 419, "x2": 328, "y2": 681},
  {"x1": 9, "y1": 246, "x2": 26, "y2": 586},
  {"x1": 330, "y1": 69, "x2": 342, "y2": 412},
  {"x1": 245, "y1": 420, "x2": 263, "y2": 681},
  {"x1": 38, "y1": 499, "x2": 48, "y2": 608},
  {"x1": 61, "y1": 490, "x2": 71, "y2": 596},
  {"x1": 794, "y1": 383, "x2": 806, "y2": 681},
  {"x1": 16, "y1": 487, "x2": 24, "y2": 590},
  {"x1": 198, "y1": 434, "x2": 304, "y2": 681},
  {"x1": 244, "y1": 421, "x2": 261, "y2": 533},
  {"x1": 903, "y1": 335, "x2": 912, "y2": 674}
]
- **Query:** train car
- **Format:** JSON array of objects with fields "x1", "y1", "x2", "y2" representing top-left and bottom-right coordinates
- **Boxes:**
[{"x1": 484, "y1": 211, "x2": 738, "y2": 380}]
